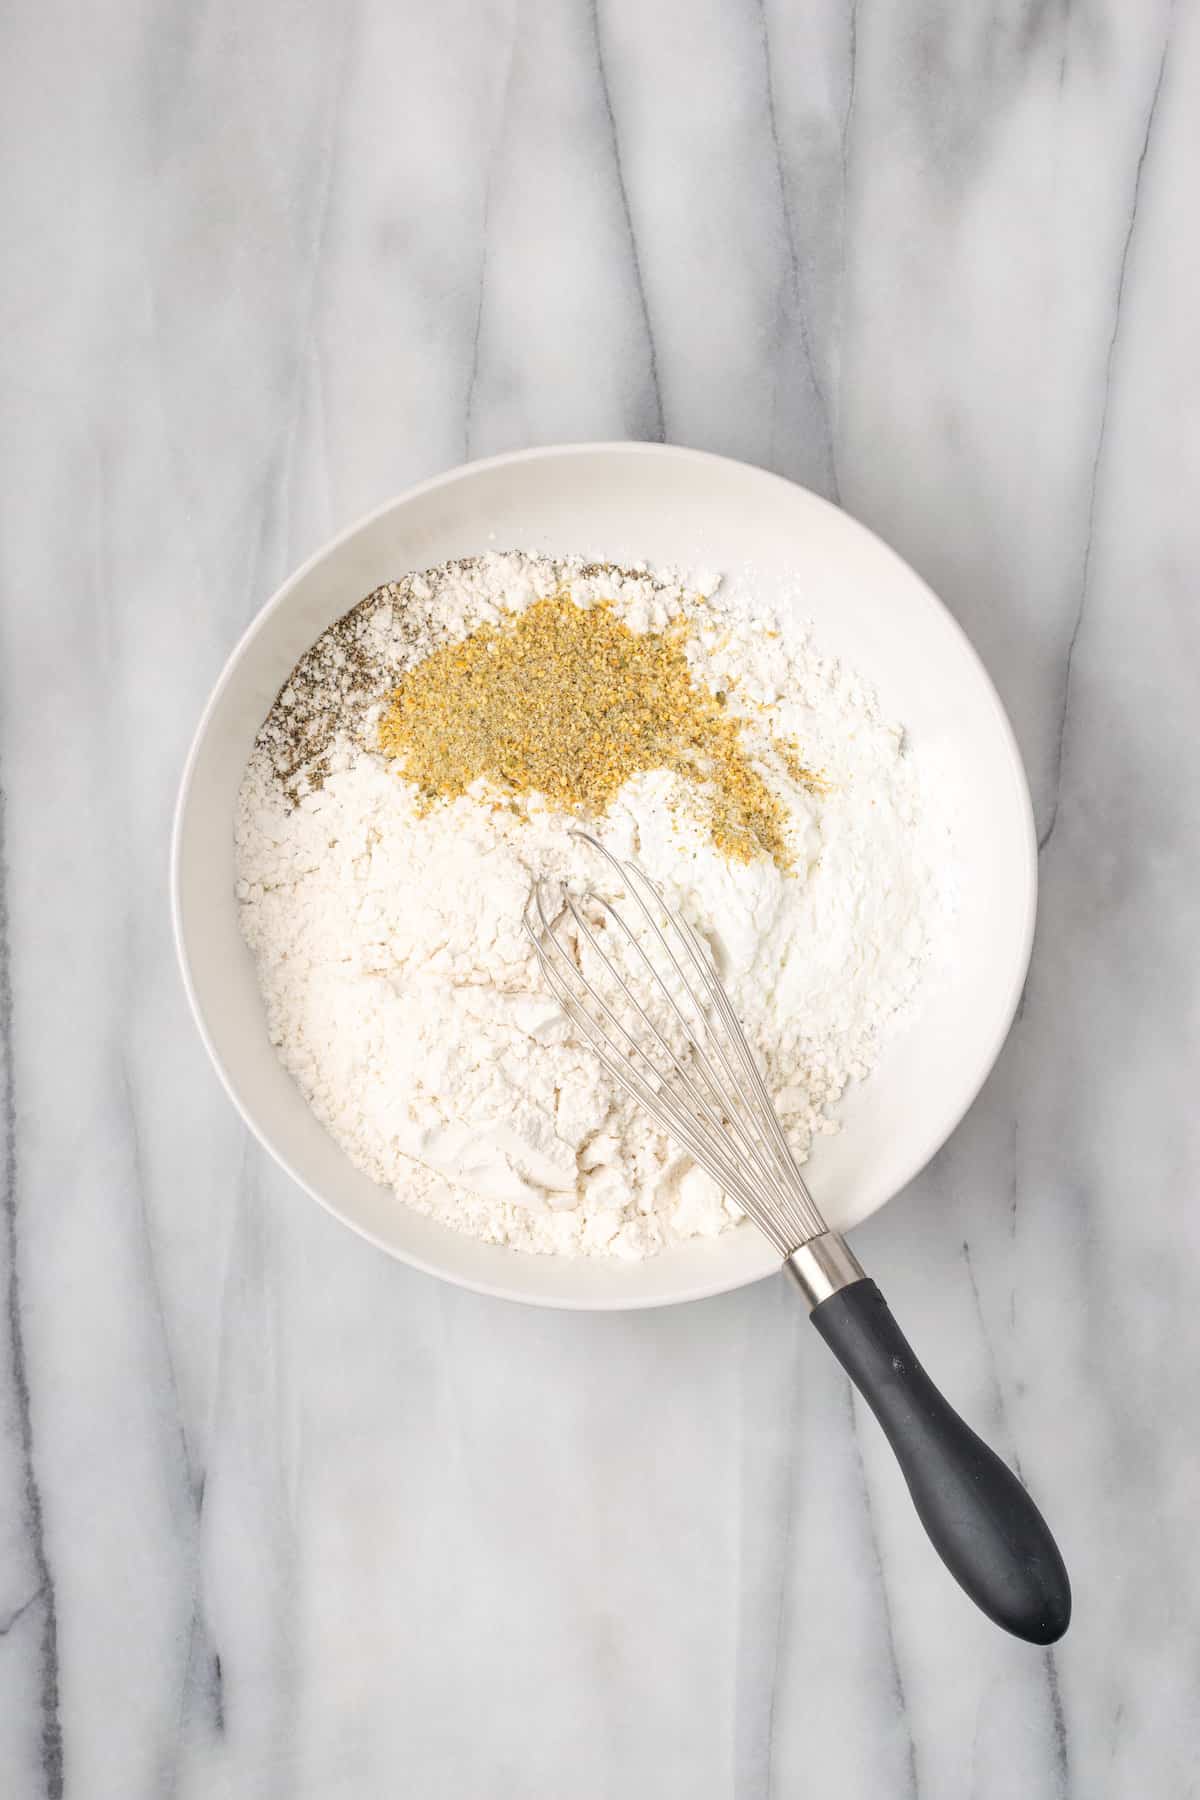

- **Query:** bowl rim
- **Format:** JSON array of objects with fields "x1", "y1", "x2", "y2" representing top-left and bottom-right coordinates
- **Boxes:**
[{"x1": 170, "y1": 441, "x2": 1037, "y2": 1309}]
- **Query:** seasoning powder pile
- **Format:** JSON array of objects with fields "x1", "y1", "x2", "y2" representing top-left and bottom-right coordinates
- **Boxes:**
[
  {"x1": 379, "y1": 594, "x2": 814, "y2": 868},
  {"x1": 236, "y1": 552, "x2": 949, "y2": 1261}
]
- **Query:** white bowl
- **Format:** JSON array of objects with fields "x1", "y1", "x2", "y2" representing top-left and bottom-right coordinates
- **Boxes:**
[{"x1": 172, "y1": 444, "x2": 1035, "y2": 1310}]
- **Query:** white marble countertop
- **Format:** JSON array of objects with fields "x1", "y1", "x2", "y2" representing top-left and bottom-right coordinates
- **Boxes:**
[{"x1": 2, "y1": 1, "x2": 1198, "y2": 1794}]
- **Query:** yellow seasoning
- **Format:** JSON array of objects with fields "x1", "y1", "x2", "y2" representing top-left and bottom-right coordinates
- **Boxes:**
[{"x1": 379, "y1": 595, "x2": 821, "y2": 869}]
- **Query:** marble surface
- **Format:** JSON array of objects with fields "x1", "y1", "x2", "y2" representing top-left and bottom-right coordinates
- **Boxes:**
[{"x1": 1, "y1": 0, "x2": 1198, "y2": 1793}]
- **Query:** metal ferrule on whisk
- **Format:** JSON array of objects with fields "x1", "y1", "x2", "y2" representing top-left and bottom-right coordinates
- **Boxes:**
[{"x1": 784, "y1": 1232, "x2": 866, "y2": 1309}]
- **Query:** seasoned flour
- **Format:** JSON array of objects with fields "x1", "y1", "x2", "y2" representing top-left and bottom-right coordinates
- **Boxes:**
[{"x1": 236, "y1": 553, "x2": 950, "y2": 1259}]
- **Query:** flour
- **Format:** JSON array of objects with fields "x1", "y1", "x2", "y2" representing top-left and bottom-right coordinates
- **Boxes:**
[{"x1": 235, "y1": 552, "x2": 950, "y2": 1259}]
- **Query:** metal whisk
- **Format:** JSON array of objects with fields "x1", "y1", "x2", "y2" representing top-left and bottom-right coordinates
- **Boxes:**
[{"x1": 523, "y1": 832, "x2": 1071, "y2": 1646}]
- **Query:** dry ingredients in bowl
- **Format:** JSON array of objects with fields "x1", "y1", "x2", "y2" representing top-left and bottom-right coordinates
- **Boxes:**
[{"x1": 236, "y1": 553, "x2": 951, "y2": 1260}]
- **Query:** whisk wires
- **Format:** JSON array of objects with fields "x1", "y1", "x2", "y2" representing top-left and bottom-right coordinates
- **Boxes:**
[{"x1": 522, "y1": 833, "x2": 827, "y2": 1258}]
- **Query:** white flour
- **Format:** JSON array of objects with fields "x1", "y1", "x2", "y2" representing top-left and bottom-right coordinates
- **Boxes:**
[{"x1": 236, "y1": 553, "x2": 950, "y2": 1259}]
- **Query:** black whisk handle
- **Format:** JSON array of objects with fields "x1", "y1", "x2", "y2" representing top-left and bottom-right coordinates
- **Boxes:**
[{"x1": 796, "y1": 1266, "x2": 1071, "y2": 1644}]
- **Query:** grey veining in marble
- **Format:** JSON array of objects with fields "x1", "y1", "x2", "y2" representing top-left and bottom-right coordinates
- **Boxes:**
[{"x1": 2, "y1": 0, "x2": 1199, "y2": 1794}]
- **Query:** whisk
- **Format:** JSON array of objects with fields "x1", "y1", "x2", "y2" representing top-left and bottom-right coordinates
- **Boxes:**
[{"x1": 524, "y1": 833, "x2": 1070, "y2": 1645}]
